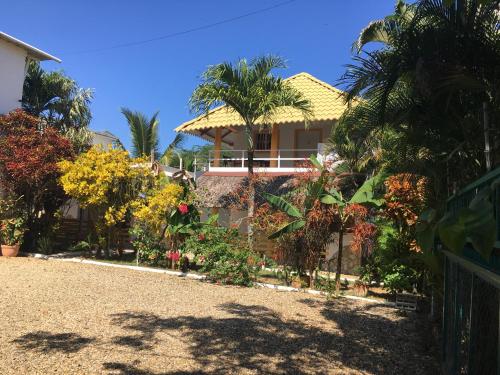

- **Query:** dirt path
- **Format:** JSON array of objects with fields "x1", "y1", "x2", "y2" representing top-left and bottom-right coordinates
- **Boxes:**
[{"x1": 0, "y1": 257, "x2": 438, "y2": 374}]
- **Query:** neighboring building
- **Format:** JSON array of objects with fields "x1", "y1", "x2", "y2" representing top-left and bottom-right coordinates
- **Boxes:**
[
  {"x1": 176, "y1": 72, "x2": 361, "y2": 273},
  {"x1": 0, "y1": 31, "x2": 60, "y2": 114},
  {"x1": 92, "y1": 130, "x2": 121, "y2": 148}
]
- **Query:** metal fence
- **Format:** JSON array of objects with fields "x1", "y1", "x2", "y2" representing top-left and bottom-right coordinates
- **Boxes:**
[
  {"x1": 443, "y1": 166, "x2": 500, "y2": 374},
  {"x1": 442, "y1": 251, "x2": 500, "y2": 375}
]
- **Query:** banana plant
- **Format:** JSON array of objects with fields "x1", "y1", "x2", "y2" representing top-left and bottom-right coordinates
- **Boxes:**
[
  {"x1": 265, "y1": 156, "x2": 385, "y2": 294},
  {"x1": 320, "y1": 173, "x2": 385, "y2": 294}
]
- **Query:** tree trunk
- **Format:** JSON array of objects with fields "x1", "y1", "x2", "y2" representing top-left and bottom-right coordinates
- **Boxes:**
[
  {"x1": 335, "y1": 228, "x2": 344, "y2": 295},
  {"x1": 245, "y1": 124, "x2": 255, "y2": 252}
]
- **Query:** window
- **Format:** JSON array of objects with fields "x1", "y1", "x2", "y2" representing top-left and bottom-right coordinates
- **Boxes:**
[{"x1": 256, "y1": 132, "x2": 272, "y2": 150}]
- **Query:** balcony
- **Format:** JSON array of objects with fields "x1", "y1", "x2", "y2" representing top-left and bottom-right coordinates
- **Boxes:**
[{"x1": 205, "y1": 146, "x2": 338, "y2": 174}]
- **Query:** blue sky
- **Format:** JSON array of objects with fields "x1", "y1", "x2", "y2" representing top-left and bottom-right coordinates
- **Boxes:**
[{"x1": 4, "y1": 0, "x2": 395, "y2": 151}]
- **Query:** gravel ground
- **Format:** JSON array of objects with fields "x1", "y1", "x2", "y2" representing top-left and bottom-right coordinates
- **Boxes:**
[{"x1": 0, "y1": 257, "x2": 439, "y2": 375}]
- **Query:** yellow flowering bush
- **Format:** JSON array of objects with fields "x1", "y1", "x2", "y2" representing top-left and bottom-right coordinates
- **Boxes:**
[
  {"x1": 59, "y1": 146, "x2": 152, "y2": 253},
  {"x1": 133, "y1": 183, "x2": 184, "y2": 233}
]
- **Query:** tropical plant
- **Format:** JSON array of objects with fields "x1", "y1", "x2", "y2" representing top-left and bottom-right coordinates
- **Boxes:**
[
  {"x1": 22, "y1": 61, "x2": 93, "y2": 131},
  {"x1": 0, "y1": 110, "x2": 74, "y2": 249},
  {"x1": 121, "y1": 108, "x2": 160, "y2": 158},
  {"x1": 0, "y1": 217, "x2": 26, "y2": 246},
  {"x1": 263, "y1": 157, "x2": 337, "y2": 287},
  {"x1": 59, "y1": 146, "x2": 152, "y2": 257},
  {"x1": 130, "y1": 222, "x2": 166, "y2": 266},
  {"x1": 319, "y1": 173, "x2": 385, "y2": 294},
  {"x1": 264, "y1": 157, "x2": 385, "y2": 291},
  {"x1": 121, "y1": 107, "x2": 185, "y2": 162},
  {"x1": 190, "y1": 55, "x2": 313, "y2": 248},
  {"x1": 183, "y1": 221, "x2": 258, "y2": 286},
  {"x1": 338, "y1": 0, "x2": 500, "y2": 198},
  {"x1": 417, "y1": 183, "x2": 497, "y2": 261}
]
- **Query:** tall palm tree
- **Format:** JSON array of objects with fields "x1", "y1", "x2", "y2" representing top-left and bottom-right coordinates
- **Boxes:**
[
  {"x1": 22, "y1": 61, "x2": 93, "y2": 131},
  {"x1": 121, "y1": 108, "x2": 160, "y2": 159},
  {"x1": 338, "y1": 0, "x2": 500, "y2": 196},
  {"x1": 190, "y1": 55, "x2": 313, "y2": 248}
]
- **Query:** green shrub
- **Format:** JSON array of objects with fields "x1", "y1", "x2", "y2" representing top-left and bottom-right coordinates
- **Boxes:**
[
  {"x1": 359, "y1": 219, "x2": 424, "y2": 294},
  {"x1": 383, "y1": 264, "x2": 418, "y2": 294},
  {"x1": 182, "y1": 224, "x2": 258, "y2": 286},
  {"x1": 130, "y1": 223, "x2": 166, "y2": 266}
]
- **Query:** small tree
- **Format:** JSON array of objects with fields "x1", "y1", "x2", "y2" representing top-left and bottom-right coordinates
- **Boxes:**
[
  {"x1": 0, "y1": 110, "x2": 74, "y2": 248},
  {"x1": 59, "y1": 146, "x2": 151, "y2": 257}
]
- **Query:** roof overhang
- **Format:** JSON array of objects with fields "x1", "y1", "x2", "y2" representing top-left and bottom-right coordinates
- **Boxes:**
[
  {"x1": 0, "y1": 31, "x2": 61, "y2": 63},
  {"x1": 175, "y1": 72, "x2": 355, "y2": 139}
]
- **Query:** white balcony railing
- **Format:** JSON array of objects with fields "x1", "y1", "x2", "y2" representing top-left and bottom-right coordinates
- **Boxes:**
[{"x1": 207, "y1": 148, "x2": 333, "y2": 173}]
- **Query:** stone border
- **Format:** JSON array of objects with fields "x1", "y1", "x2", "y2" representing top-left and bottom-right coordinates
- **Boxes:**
[{"x1": 21, "y1": 252, "x2": 395, "y2": 306}]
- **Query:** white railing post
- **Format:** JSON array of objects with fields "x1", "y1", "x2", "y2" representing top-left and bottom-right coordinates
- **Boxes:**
[
  {"x1": 241, "y1": 150, "x2": 245, "y2": 168},
  {"x1": 193, "y1": 157, "x2": 197, "y2": 181},
  {"x1": 278, "y1": 149, "x2": 281, "y2": 168},
  {"x1": 208, "y1": 150, "x2": 212, "y2": 170}
]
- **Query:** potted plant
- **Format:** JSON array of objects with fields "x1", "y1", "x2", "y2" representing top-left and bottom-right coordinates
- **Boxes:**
[{"x1": 1, "y1": 217, "x2": 25, "y2": 257}]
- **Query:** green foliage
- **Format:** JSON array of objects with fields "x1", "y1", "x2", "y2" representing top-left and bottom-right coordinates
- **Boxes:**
[
  {"x1": 182, "y1": 223, "x2": 258, "y2": 286},
  {"x1": 416, "y1": 185, "x2": 497, "y2": 260},
  {"x1": 383, "y1": 264, "x2": 418, "y2": 295},
  {"x1": 121, "y1": 108, "x2": 160, "y2": 159},
  {"x1": 0, "y1": 217, "x2": 26, "y2": 246},
  {"x1": 130, "y1": 223, "x2": 166, "y2": 266},
  {"x1": 36, "y1": 236, "x2": 54, "y2": 255},
  {"x1": 336, "y1": 0, "x2": 500, "y2": 198},
  {"x1": 359, "y1": 219, "x2": 426, "y2": 294},
  {"x1": 22, "y1": 61, "x2": 93, "y2": 131}
]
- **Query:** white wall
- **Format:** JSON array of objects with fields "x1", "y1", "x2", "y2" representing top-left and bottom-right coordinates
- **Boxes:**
[{"x1": 0, "y1": 39, "x2": 28, "y2": 114}]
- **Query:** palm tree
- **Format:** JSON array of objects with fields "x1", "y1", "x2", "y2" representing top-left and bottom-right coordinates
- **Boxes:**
[
  {"x1": 121, "y1": 107, "x2": 186, "y2": 165},
  {"x1": 190, "y1": 55, "x2": 312, "y2": 248},
  {"x1": 22, "y1": 61, "x2": 93, "y2": 131},
  {"x1": 338, "y1": 0, "x2": 500, "y2": 197},
  {"x1": 121, "y1": 108, "x2": 160, "y2": 159}
]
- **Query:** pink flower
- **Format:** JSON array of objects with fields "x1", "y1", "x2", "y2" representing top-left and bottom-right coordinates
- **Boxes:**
[{"x1": 178, "y1": 203, "x2": 189, "y2": 215}]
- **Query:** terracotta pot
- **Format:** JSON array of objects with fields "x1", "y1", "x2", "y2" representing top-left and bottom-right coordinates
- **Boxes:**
[{"x1": 1, "y1": 244, "x2": 20, "y2": 257}]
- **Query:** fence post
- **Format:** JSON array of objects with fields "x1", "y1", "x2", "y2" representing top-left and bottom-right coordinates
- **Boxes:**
[
  {"x1": 242, "y1": 150, "x2": 245, "y2": 168},
  {"x1": 278, "y1": 149, "x2": 281, "y2": 168}
]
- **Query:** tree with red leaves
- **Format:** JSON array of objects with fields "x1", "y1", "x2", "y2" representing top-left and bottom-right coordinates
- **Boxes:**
[{"x1": 0, "y1": 110, "x2": 74, "y2": 248}]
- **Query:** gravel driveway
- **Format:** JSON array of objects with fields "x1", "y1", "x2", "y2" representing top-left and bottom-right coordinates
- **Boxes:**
[{"x1": 0, "y1": 257, "x2": 438, "y2": 374}]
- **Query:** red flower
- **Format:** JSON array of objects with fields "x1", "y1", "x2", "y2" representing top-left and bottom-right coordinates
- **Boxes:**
[
  {"x1": 167, "y1": 251, "x2": 180, "y2": 262},
  {"x1": 198, "y1": 233, "x2": 206, "y2": 241},
  {"x1": 178, "y1": 203, "x2": 189, "y2": 215}
]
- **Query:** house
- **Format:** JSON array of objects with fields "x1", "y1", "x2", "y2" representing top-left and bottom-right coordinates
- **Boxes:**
[
  {"x1": 0, "y1": 31, "x2": 60, "y2": 114},
  {"x1": 175, "y1": 72, "x2": 360, "y2": 273}
]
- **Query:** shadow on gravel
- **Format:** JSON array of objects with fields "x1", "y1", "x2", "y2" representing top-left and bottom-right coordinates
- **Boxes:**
[
  {"x1": 103, "y1": 362, "x2": 208, "y2": 375},
  {"x1": 106, "y1": 301, "x2": 438, "y2": 374},
  {"x1": 12, "y1": 331, "x2": 95, "y2": 353}
]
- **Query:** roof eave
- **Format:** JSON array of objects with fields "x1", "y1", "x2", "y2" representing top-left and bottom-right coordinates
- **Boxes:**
[{"x1": 0, "y1": 31, "x2": 61, "y2": 63}]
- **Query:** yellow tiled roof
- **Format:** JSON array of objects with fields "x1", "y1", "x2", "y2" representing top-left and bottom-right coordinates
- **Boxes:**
[{"x1": 175, "y1": 72, "x2": 351, "y2": 133}]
